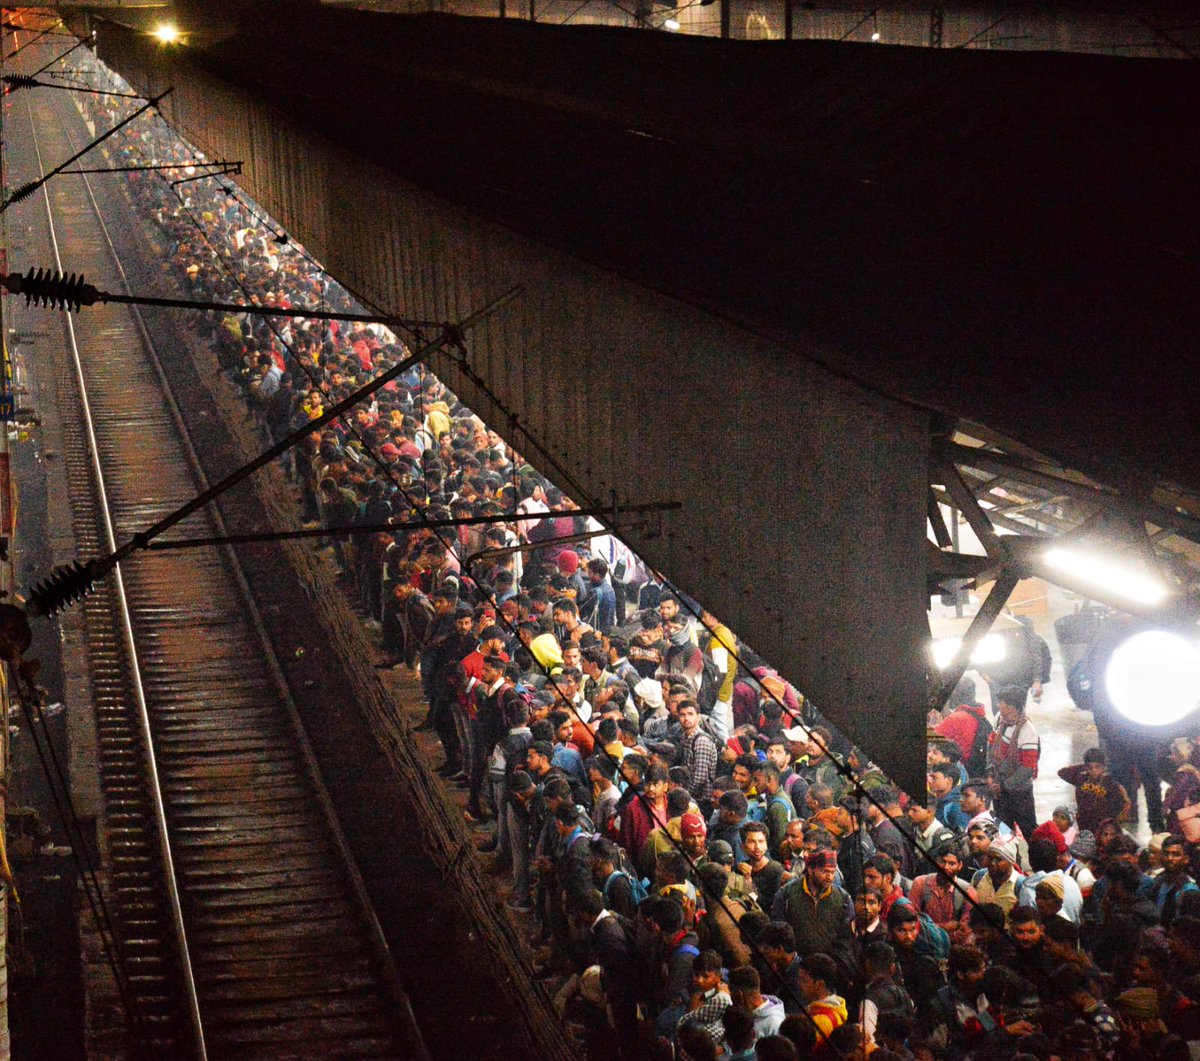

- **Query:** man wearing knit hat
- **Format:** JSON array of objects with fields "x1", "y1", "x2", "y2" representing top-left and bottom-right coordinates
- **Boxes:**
[
  {"x1": 679, "y1": 812, "x2": 708, "y2": 861},
  {"x1": 972, "y1": 837, "x2": 1025, "y2": 919},
  {"x1": 1113, "y1": 986, "x2": 1188, "y2": 1059},
  {"x1": 1060, "y1": 830, "x2": 1098, "y2": 896}
]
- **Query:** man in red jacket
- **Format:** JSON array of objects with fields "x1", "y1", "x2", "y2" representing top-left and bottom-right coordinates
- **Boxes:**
[{"x1": 935, "y1": 677, "x2": 991, "y2": 776}]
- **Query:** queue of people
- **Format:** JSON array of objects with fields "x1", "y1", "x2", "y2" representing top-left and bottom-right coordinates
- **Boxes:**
[{"x1": 74, "y1": 53, "x2": 1200, "y2": 1061}]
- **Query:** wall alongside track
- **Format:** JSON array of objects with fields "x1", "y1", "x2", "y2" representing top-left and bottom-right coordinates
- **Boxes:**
[{"x1": 87, "y1": 21, "x2": 931, "y2": 794}]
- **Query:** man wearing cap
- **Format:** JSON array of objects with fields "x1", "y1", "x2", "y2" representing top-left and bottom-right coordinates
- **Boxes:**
[
  {"x1": 678, "y1": 812, "x2": 708, "y2": 861},
  {"x1": 1019, "y1": 837, "x2": 1084, "y2": 923},
  {"x1": 633, "y1": 677, "x2": 669, "y2": 737},
  {"x1": 699, "y1": 838, "x2": 752, "y2": 903},
  {"x1": 1113, "y1": 987, "x2": 1187, "y2": 1059},
  {"x1": 972, "y1": 837, "x2": 1025, "y2": 919}
]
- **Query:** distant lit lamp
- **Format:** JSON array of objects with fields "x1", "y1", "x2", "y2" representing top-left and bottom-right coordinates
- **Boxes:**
[
  {"x1": 1104, "y1": 629, "x2": 1200, "y2": 727},
  {"x1": 152, "y1": 24, "x2": 181, "y2": 45},
  {"x1": 663, "y1": 18, "x2": 681, "y2": 31}
]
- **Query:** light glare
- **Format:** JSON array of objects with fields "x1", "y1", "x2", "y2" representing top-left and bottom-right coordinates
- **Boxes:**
[
  {"x1": 931, "y1": 632, "x2": 1007, "y2": 670},
  {"x1": 1043, "y1": 547, "x2": 1168, "y2": 606},
  {"x1": 1105, "y1": 630, "x2": 1200, "y2": 727},
  {"x1": 664, "y1": 18, "x2": 681, "y2": 31},
  {"x1": 153, "y1": 24, "x2": 180, "y2": 44},
  {"x1": 871, "y1": 31, "x2": 881, "y2": 40}
]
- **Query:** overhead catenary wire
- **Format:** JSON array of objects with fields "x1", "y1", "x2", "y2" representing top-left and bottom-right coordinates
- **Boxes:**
[
  {"x1": 65, "y1": 39, "x2": 1041, "y2": 1046},
  {"x1": 116, "y1": 145, "x2": 856, "y2": 1041}
]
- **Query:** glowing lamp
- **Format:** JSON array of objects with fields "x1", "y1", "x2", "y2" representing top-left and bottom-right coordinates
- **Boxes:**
[
  {"x1": 931, "y1": 632, "x2": 1007, "y2": 671},
  {"x1": 1042, "y1": 547, "x2": 1168, "y2": 607},
  {"x1": 664, "y1": 18, "x2": 681, "y2": 31},
  {"x1": 153, "y1": 24, "x2": 180, "y2": 44},
  {"x1": 1104, "y1": 629, "x2": 1200, "y2": 727}
]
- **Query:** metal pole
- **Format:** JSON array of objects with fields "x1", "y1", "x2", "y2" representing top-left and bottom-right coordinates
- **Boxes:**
[
  {"x1": 950, "y1": 503, "x2": 964, "y2": 618},
  {"x1": 784, "y1": 0, "x2": 793, "y2": 40},
  {"x1": 720, "y1": 0, "x2": 731, "y2": 38}
]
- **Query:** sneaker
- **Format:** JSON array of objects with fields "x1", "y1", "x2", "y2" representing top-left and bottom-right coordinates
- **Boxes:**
[
  {"x1": 40, "y1": 702, "x2": 65, "y2": 719},
  {"x1": 40, "y1": 844, "x2": 72, "y2": 857}
]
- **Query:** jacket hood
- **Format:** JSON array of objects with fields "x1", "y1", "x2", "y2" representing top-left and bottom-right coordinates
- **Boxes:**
[
  {"x1": 811, "y1": 994, "x2": 848, "y2": 1019},
  {"x1": 529, "y1": 632, "x2": 564, "y2": 670},
  {"x1": 755, "y1": 996, "x2": 785, "y2": 1020}
]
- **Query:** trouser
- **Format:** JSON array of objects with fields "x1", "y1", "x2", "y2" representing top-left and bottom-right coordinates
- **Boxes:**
[
  {"x1": 419, "y1": 652, "x2": 438, "y2": 703},
  {"x1": 610, "y1": 997, "x2": 640, "y2": 1061},
  {"x1": 1109, "y1": 738, "x2": 1165, "y2": 831},
  {"x1": 714, "y1": 698, "x2": 734, "y2": 739},
  {"x1": 492, "y1": 779, "x2": 511, "y2": 862},
  {"x1": 508, "y1": 806, "x2": 531, "y2": 904},
  {"x1": 995, "y1": 786, "x2": 1038, "y2": 840},
  {"x1": 613, "y1": 580, "x2": 627, "y2": 626},
  {"x1": 467, "y1": 721, "x2": 489, "y2": 810},
  {"x1": 452, "y1": 706, "x2": 474, "y2": 781},
  {"x1": 381, "y1": 600, "x2": 403, "y2": 658},
  {"x1": 433, "y1": 696, "x2": 461, "y2": 771}
]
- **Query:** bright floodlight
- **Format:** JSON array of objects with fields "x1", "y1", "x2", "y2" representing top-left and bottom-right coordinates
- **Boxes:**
[
  {"x1": 1105, "y1": 629, "x2": 1200, "y2": 727},
  {"x1": 870, "y1": 31, "x2": 881, "y2": 40},
  {"x1": 153, "y1": 24, "x2": 180, "y2": 44},
  {"x1": 931, "y1": 632, "x2": 1007, "y2": 671},
  {"x1": 664, "y1": 18, "x2": 681, "y2": 31},
  {"x1": 1043, "y1": 547, "x2": 1168, "y2": 607}
]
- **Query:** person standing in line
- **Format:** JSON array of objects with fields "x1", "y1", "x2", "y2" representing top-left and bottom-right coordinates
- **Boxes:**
[{"x1": 987, "y1": 687, "x2": 1040, "y2": 840}]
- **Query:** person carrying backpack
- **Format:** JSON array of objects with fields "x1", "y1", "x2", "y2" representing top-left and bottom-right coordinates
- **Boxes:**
[{"x1": 934, "y1": 677, "x2": 993, "y2": 777}]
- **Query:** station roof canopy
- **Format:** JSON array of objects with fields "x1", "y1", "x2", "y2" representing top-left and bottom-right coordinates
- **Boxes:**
[{"x1": 108, "y1": 0, "x2": 1200, "y2": 506}]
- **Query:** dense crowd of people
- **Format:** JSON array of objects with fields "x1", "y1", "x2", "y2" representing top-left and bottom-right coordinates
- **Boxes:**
[{"x1": 74, "y1": 54, "x2": 1200, "y2": 1061}]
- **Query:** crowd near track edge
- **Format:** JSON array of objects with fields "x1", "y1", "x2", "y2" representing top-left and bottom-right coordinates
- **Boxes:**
[{"x1": 15, "y1": 80, "x2": 427, "y2": 1060}]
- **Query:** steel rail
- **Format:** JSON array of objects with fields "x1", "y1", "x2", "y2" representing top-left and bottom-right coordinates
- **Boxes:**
[
  {"x1": 53, "y1": 89, "x2": 430, "y2": 1060},
  {"x1": 25, "y1": 90, "x2": 209, "y2": 1061}
]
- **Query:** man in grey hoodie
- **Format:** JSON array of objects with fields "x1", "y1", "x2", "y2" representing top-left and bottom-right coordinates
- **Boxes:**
[{"x1": 728, "y1": 964, "x2": 785, "y2": 1039}]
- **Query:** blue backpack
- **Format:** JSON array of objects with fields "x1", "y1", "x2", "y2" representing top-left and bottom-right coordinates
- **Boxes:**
[
  {"x1": 895, "y1": 897, "x2": 951, "y2": 962},
  {"x1": 603, "y1": 870, "x2": 649, "y2": 906}
]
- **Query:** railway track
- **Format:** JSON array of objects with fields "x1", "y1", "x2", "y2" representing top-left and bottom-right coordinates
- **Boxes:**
[{"x1": 16, "y1": 82, "x2": 424, "y2": 1060}]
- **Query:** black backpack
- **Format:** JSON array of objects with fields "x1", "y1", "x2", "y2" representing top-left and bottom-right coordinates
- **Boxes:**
[
  {"x1": 967, "y1": 710, "x2": 993, "y2": 776},
  {"x1": 697, "y1": 653, "x2": 722, "y2": 713}
]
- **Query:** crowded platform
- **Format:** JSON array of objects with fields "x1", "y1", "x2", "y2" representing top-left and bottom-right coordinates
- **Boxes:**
[{"x1": 64, "y1": 52, "x2": 1200, "y2": 1061}]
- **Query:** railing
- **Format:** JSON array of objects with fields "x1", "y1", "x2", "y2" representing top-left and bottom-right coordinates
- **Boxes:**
[{"x1": 323, "y1": 0, "x2": 1200, "y2": 56}]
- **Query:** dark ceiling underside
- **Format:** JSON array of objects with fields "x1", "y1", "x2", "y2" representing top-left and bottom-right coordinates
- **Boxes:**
[{"x1": 100, "y1": 2, "x2": 1200, "y2": 497}]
